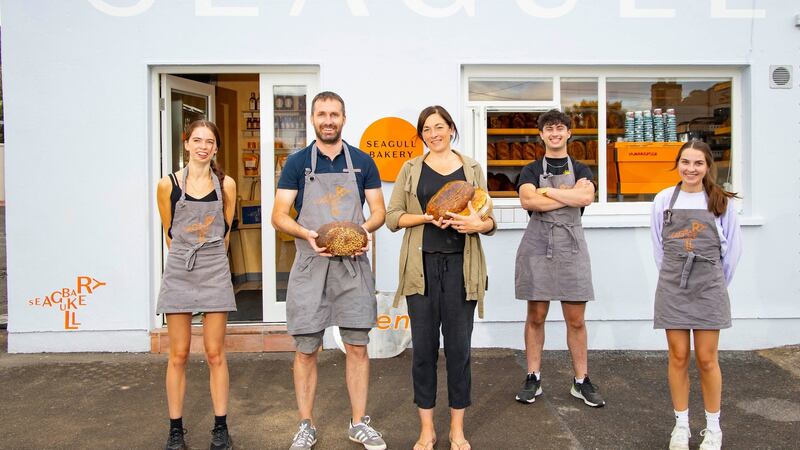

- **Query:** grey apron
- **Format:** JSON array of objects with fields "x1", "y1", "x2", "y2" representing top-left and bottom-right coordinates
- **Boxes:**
[
  {"x1": 285, "y1": 142, "x2": 377, "y2": 335},
  {"x1": 654, "y1": 184, "x2": 731, "y2": 329},
  {"x1": 515, "y1": 157, "x2": 595, "y2": 301},
  {"x1": 157, "y1": 167, "x2": 236, "y2": 314}
]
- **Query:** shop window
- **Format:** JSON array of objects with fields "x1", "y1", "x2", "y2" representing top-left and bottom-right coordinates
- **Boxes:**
[
  {"x1": 606, "y1": 78, "x2": 732, "y2": 202},
  {"x1": 469, "y1": 78, "x2": 553, "y2": 102},
  {"x1": 473, "y1": 69, "x2": 736, "y2": 209}
]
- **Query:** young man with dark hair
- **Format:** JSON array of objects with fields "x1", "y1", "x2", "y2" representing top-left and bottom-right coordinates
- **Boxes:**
[
  {"x1": 272, "y1": 91, "x2": 387, "y2": 450},
  {"x1": 513, "y1": 108, "x2": 606, "y2": 408}
]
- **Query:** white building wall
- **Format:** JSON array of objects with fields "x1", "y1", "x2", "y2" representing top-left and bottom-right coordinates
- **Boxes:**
[{"x1": 1, "y1": 0, "x2": 798, "y2": 352}]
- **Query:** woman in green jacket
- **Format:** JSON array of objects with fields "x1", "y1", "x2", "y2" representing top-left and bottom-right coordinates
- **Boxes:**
[{"x1": 386, "y1": 106, "x2": 495, "y2": 450}]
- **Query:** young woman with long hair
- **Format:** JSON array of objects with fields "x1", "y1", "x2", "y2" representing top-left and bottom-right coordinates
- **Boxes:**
[
  {"x1": 156, "y1": 119, "x2": 237, "y2": 450},
  {"x1": 651, "y1": 140, "x2": 742, "y2": 450}
]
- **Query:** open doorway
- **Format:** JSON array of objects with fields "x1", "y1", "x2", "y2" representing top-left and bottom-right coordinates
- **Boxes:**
[{"x1": 157, "y1": 69, "x2": 318, "y2": 325}]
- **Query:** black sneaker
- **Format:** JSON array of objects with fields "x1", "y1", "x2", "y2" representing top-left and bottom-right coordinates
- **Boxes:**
[
  {"x1": 515, "y1": 373, "x2": 543, "y2": 404},
  {"x1": 570, "y1": 377, "x2": 605, "y2": 407},
  {"x1": 210, "y1": 424, "x2": 233, "y2": 450},
  {"x1": 165, "y1": 427, "x2": 187, "y2": 450}
]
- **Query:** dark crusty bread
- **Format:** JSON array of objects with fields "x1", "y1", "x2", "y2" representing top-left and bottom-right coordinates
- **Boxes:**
[{"x1": 426, "y1": 180, "x2": 475, "y2": 220}]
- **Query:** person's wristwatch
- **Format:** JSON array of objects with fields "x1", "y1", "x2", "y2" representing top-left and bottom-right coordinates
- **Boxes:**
[{"x1": 539, "y1": 188, "x2": 549, "y2": 197}]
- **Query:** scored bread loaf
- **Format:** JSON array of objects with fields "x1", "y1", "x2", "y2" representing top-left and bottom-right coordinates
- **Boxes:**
[
  {"x1": 534, "y1": 142, "x2": 546, "y2": 160},
  {"x1": 487, "y1": 173, "x2": 501, "y2": 192},
  {"x1": 315, "y1": 221, "x2": 368, "y2": 256},
  {"x1": 426, "y1": 180, "x2": 475, "y2": 220},
  {"x1": 523, "y1": 143, "x2": 536, "y2": 160},
  {"x1": 487, "y1": 142, "x2": 497, "y2": 160},
  {"x1": 568, "y1": 141, "x2": 586, "y2": 160},
  {"x1": 586, "y1": 140, "x2": 598, "y2": 160},
  {"x1": 510, "y1": 142, "x2": 523, "y2": 160},
  {"x1": 496, "y1": 142, "x2": 512, "y2": 160}
]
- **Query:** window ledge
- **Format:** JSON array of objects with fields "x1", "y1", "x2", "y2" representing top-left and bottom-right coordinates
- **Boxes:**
[{"x1": 496, "y1": 214, "x2": 765, "y2": 230}]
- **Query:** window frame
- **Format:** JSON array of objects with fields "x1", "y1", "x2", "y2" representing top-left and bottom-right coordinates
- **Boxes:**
[{"x1": 462, "y1": 65, "x2": 744, "y2": 219}]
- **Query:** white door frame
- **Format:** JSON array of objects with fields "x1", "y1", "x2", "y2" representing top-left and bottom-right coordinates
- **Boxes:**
[
  {"x1": 149, "y1": 65, "x2": 320, "y2": 330},
  {"x1": 260, "y1": 72, "x2": 319, "y2": 323}
]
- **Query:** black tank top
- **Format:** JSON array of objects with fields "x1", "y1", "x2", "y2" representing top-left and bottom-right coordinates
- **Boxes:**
[
  {"x1": 417, "y1": 162, "x2": 466, "y2": 253},
  {"x1": 168, "y1": 173, "x2": 230, "y2": 239}
]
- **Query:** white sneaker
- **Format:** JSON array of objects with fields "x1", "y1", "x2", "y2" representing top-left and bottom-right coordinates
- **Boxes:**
[
  {"x1": 668, "y1": 424, "x2": 690, "y2": 450},
  {"x1": 699, "y1": 429, "x2": 722, "y2": 450}
]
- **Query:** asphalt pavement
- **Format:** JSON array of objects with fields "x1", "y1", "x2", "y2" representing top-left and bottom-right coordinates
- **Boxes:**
[{"x1": 0, "y1": 334, "x2": 798, "y2": 450}]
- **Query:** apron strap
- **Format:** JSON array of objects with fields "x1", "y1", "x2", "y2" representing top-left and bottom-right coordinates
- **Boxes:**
[
  {"x1": 184, "y1": 237, "x2": 223, "y2": 271},
  {"x1": 211, "y1": 166, "x2": 223, "y2": 206},
  {"x1": 341, "y1": 142, "x2": 358, "y2": 183},
  {"x1": 341, "y1": 257, "x2": 357, "y2": 278},
  {"x1": 179, "y1": 166, "x2": 219, "y2": 205},
  {"x1": 534, "y1": 217, "x2": 580, "y2": 259},
  {"x1": 663, "y1": 182, "x2": 682, "y2": 225},
  {"x1": 677, "y1": 251, "x2": 717, "y2": 289}
]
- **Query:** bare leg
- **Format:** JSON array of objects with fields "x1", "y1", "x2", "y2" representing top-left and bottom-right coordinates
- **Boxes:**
[
  {"x1": 524, "y1": 301, "x2": 550, "y2": 373},
  {"x1": 165, "y1": 313, "x2": 192, "y2": 420},
  {"x1": 562, "y1": 302, "x2": 588, "y2": 378},
  {"x1": 693, "y1": 330, "x2": 722, "y2": 413},
  {"x1": 449, "y1": 408, "x2": 470, "y2": 450},
  {"x1": 294, "y1": 349, "x2": 319, "y2": 423},
  {"x1": 413, "y1": 407, "x2": 436, "y2": 450},
  {"x1": 344, "y1": 343, "x2": 369, "y2": 422},
  {"x1": 666, "y1": 329, "x2": 691, "y2": 411},
  {"x1": 202, "y1": 312, "x2": 229, "y2": 416}
]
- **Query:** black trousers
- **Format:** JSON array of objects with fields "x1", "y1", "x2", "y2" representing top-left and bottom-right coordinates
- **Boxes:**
[{"x1": 406, "y1": 252, "x2": 477, "y2": 409}]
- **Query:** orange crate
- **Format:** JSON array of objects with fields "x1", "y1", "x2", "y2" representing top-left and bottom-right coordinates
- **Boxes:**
[{"x1": 612, "y1": 142, "x2": 683, "y2": 195}]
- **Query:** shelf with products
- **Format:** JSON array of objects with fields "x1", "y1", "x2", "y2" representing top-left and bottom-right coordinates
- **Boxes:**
[
  {"x1": 488, "y1": 159, "x2": 597, "y2": 167},
  {"x1": 488, "y1": 191, "x2": 519, "y2": 198},
  {"x1": 488, "y1": 128, "x2": 624, "y2": 136},
  {"x1": 714, "y1": 126, "x2": 731, "y2": 136}
]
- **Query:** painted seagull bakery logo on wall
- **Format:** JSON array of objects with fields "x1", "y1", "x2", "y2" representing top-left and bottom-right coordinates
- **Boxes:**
[
  {"x1": 360, "y1": 117, "x2": 423, "y2": 182},
  {"x1": 26, "y1": 276, "x2": 107, "y2": 330}
]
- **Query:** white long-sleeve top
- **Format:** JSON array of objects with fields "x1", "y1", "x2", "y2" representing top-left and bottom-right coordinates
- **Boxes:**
[{"x1": 650, "y1": 186, "x2": 742, "y2": 285}]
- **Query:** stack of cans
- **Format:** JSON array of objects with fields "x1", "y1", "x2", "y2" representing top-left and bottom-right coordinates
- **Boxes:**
[
  {"x1": 665, "y1": 108, "x2": 678, "y2": 141},
  {"x1": 633, "y1": 111, "x2": 644, "y2": 142},
  {"x1": 624, "y1": 111, "x2": 635, "y2": 141},
  {"x1": 643, "y1": 110, "x2": 654, "y2": 142},
  {"x1": 653, "y1": 108, "x2": 665, "y2": 142}
]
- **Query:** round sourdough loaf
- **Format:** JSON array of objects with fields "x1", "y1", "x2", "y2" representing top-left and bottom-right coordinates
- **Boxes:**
[{"x1": 315, "y1": 221, "x2": 368, "y2": 256}]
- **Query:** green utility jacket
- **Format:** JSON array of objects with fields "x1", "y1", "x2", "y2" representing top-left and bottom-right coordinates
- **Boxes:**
[{"x1": 385, "y1": 151, "x2": 496, "y2": 318}]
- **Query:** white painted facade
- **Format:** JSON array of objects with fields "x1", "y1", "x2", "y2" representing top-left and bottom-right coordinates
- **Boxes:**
[{"x1": 2, "y1": 0, "x2": 798, "y2": 352}]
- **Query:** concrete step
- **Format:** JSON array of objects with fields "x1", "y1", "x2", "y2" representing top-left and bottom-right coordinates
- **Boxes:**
[{"x1": 150, "y1": 324, "x2": 295, "y2": 353}]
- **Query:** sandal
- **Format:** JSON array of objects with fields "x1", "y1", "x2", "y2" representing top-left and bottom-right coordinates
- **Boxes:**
[
  {"x1": 450, "y1": 439, "x2": 471, "y2": 450},
  {"x1": 413, "y1": 436, "x2": 437, "y2": 450}
]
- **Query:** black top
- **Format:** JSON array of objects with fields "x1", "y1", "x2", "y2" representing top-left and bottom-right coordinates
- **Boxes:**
[
  {"x1": 168, "y1": 173, "x2": 229, "y2": 239},
  {"x1": 516, "y1": 156, "x2": 594, "y2": 216},
  {"x1": 276, "y1": 140, "x2": 382, "y2": 215},
  {"x1": 417, "y1": 162, "x2": 466, "y2": 253}
]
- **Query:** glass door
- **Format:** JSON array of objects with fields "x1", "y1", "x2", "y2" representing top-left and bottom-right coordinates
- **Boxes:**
[
  {"x1": 260, "y1": 73, "x2": 319, "y2": 323},
  {"x1": 160, "y1": 75, "x2": 215, "y2": 174}
]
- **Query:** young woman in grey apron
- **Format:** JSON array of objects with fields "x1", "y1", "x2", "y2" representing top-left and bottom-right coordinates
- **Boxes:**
[
  {"x1": 514, "y1": 110, "x2": 604, "y2": 409},
  {"x1": 156, "y1": 120, "x2": 236, "y2": 450},
  {"x1": 651, "y1": 140, "x2": 741, "y2": 450}
]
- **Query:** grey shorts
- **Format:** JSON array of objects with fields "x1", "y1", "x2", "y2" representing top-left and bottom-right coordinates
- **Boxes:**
[{"x1": 293, "y1": 327, "x2": 371, "y2": 354}]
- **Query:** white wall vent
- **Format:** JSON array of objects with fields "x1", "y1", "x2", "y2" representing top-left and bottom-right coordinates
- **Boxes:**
[{"x1": 769, "y1": 65, "x2": 792, "y2": 89}]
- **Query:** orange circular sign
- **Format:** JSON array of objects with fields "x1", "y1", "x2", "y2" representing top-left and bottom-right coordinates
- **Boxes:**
[{"x1": 360, "y1": 117, "x2": 423, "y2": 182}]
